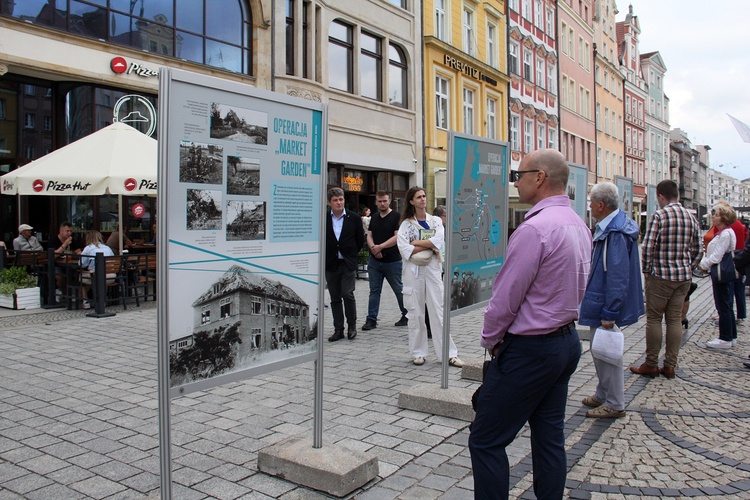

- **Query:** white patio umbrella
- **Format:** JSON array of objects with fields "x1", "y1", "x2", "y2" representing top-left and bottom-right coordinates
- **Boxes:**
[{"x1": 0, "y1": 122, "x2": 157, "y2": 253}]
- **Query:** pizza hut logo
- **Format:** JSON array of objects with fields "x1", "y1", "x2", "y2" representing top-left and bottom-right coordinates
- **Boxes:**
[
  {"x1": 33, "y1": 179, "x2": 45, "y2": 192},
  {"x1": 111, "y1": 57, "x2": 127, "y2": 74},
  {"x1": 124, "y1": 178, "x2": 137, "y2": 191},
  {"x1": 132, "y1": 203, "x2": 146, "y2": 218}
]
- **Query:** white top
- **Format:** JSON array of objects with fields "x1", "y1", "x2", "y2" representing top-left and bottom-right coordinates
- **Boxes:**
[{"x1": 700, "y1": 229, "x2": 736, "y2": 271}]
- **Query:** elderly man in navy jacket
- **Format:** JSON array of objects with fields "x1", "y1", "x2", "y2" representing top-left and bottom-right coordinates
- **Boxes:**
[
  {"x1": 579, "y1": 182, "x2": 644, "y2": 417},
  {"x1": 325, "y1": 187, "x2": 365, "y2": 341}
]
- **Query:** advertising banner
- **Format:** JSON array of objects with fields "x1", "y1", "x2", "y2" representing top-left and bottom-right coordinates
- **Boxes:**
[
  {"x1": 567, "y1": 163, "x2": 588, "y2": 220},
  {"x1": 159, "y1": 70, "x2": 326, "y2": 397},
  {"x1": 647, "y1": 184, "x2": 659, "y2": 220},
  {"x1": 615, "y1": 176, "x2": 634, "y2": 218},
  {"x1": 446, "y1": 133, "x2": 509, "y2": 315}
]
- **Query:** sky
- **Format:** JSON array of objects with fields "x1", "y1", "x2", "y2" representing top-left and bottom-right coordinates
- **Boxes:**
[{"x1": 622, "y1": 0, "x2": 750, "y2": 180}]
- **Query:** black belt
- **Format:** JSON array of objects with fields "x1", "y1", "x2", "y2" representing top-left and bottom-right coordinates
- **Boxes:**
[{"x1": 507, "y1": 321, "x2": 576, "y2": 339}]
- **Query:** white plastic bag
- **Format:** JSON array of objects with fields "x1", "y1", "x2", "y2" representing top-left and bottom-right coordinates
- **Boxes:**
[{"x1": 591, "y1": 325, "x2": 624, "y2": 365}]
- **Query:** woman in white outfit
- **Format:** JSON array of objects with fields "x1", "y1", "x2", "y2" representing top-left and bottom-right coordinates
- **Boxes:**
[{"x1": 397, "y1": 186, "x2": 463, "y2": 367}]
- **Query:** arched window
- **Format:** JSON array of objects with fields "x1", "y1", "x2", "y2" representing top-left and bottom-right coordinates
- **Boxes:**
[
  {"x1": 389, "y1": 44, "x2": 407, "y2": 108},
  {"x1": 2, "y1": 0, "x2": 252, "y2": 74}
]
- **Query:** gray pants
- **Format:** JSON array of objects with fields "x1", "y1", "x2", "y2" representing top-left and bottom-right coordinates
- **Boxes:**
[{"x1": 590, "y1": 327, "x2": 625, "y2": 411}]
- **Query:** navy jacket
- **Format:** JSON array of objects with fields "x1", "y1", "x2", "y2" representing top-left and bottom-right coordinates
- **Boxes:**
[
  {"x1": 325, "y1": 210, "x2": 365, "y2": 272},
  {"x1": 579, "y1": 210, "x2": 645, "y2": 327}
]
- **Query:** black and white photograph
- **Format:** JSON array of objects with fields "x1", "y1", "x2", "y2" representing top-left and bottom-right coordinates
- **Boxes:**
[
  {"x1": 226, "y1": 200, "x2": 266, "y2": 241},
  {"x1": 179, "y1": 140, "x2": 224, "y2": 184},
  {"x1": 210, "y1": 102, "x2": 268, "y2": 144},
  {"x1": 227, "y1": 155, "x2": 261, "y2": 195},
  {"x1": 169, "y1": 265, "x2": 316, "y2": 386},
  {"x1": 567, "y1": 183, "x2": 576, "y2": 201},
  {"x1": 187, "y1": 189, "x2": 223, "y2": 230}
]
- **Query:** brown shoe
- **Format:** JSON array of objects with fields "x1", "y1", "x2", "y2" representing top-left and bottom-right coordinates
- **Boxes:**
[
  {"x1": 629, "y1": 363, "x2": 659, "y2": 378},
  {"x1": 581, "y1": 395, "x2": 602, "y2": 408},
  {"x1": 586, "y1": 405, "x2": 626, "y2": 419},
  {"x1": 659, "y1": 366, "x2": 676, "y2": 379}
]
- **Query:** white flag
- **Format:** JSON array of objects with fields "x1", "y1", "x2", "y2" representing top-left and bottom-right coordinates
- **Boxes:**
[{"x1": 728, "y1": 114, "x2": 750, "y2": 143}]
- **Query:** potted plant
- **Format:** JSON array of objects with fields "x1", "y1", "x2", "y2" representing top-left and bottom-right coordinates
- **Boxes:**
[{"x1": 0, "y1": 266, "x2": 41, "y2": 310}]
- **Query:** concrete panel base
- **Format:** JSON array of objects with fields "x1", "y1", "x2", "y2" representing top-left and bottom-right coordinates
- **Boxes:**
[
  {"x1": 257, "y1": 436, "x2": 379, "y2": 498},
  {"x1": 398, "y1": 383, "x2": 476, "y2": 421},
  {"x1": 461, "y1": 357, "x2": 486, "y2": 382}
]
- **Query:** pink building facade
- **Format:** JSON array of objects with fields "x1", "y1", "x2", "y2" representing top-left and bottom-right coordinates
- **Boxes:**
[{"x1": 558, "y1": 0, "x2": 596, "y2": 178}]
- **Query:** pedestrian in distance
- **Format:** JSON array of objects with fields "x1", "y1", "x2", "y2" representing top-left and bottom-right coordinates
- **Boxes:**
[
  {"x1": 579, "y1": 182, "x2": 644, "y2": 418},
  {"x1": 361, "y1": 191, "x2": 408, "y2": 331},
  {"x1": 13, "y1": 224, "x2": 43, "y2": 251},
  {"x1": 79, "y1": 230, "x2": 115, "y2": 309},
  {"x1": 704, "y1": 200, "x2": 747, "y2": 323},
  {"x1": 469, "y1": 149, "x2": 591, "y2": 500},
  {"x1": 631, "y1": 179, "x2": 700, "y2": 379},
  {"x1": 325, "y1": 187, "x2": 365, "y2": 342},
  {"x1": 700, "y1": 204, "x2": 738, "y2": 349},
  {"x1": 396, "y1": 187, "x2": 463, "y2": 367}
]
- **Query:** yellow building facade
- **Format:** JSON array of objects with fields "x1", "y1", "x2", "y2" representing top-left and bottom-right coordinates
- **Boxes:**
[{"x1": 423, "y1": 0, "x2": 510, "y2": 207}]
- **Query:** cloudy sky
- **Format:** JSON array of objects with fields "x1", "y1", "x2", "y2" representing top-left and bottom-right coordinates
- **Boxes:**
[{"x1": 622, "y1": 0, "x2": 750, "y2": 180}]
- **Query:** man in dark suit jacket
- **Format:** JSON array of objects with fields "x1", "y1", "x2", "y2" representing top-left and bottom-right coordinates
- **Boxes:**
[{"x1": 326, "y1": 187, "x2": 365, "y2": 341}]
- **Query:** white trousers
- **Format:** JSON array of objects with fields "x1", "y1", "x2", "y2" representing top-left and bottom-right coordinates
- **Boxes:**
[{"x1": 402, "y1": 260, "x2": 458, "y2": 360}]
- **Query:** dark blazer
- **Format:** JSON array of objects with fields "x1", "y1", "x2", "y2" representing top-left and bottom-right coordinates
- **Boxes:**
[{"x1": 326, "y1": 209, "x2": 365, "y2": 271}]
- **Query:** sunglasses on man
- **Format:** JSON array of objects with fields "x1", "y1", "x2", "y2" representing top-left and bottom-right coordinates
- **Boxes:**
[{"x1": 509, "y1": 169, "x2": 546, "y2": 183}]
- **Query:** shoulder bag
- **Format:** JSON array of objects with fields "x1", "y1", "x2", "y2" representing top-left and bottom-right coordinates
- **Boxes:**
[{"x1": 710, "y1": 251, "x2": 736, "y2": 284}]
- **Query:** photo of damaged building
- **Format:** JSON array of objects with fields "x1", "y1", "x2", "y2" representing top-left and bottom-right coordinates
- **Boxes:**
[{"x1": 170, "y1": 265, "x2": 311, "y2": 360}]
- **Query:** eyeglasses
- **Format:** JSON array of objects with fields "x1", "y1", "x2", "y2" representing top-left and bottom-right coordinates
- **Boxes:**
[{"x1": 509, "y1": 169, "x2": 546, "y2": 183}]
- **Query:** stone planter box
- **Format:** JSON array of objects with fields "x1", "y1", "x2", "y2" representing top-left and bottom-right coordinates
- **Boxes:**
[{"x1": 0, "y1": 287, "x2": 42, "y2": 310}]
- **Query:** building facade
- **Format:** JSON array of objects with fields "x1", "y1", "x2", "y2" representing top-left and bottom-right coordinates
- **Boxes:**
[
  {"x1": 558, "y1": 0, "x2": 595, "y2": 182},
  {"x1": 423, "y1": 0, "x2": 510, "y2": 207},
  {"x1": 507, "y1": 0, "x2": 558, "y2": 225},
  {"x1": 617, "y1": 4, "x2": 647, "y2": 219},
  {"x1": 641, "y1": 51, "x2": 671, "y2": 188},
  {"x1": 0, "y1": 0, "x2": 422, "y2": 244},
  {"x1": 593, "y1": 0, "x2": 624, "y2": 185},
  {"x1": 670, "y1": 128, "x2": 700, "y2": 215}
]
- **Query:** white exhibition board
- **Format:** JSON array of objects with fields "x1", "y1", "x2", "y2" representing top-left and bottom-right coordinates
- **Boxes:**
[{"x1": 158, "y1": 69, "x2": 326, "y2": 398}]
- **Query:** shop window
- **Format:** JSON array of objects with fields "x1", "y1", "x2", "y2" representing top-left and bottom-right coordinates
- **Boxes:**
[{"x1": 2, "y1": 0, "x2": 252, "y2": 75}]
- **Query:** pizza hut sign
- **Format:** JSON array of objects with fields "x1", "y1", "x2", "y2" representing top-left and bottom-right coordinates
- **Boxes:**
[
  {"x1": 33, "y1": 179, "x2": 93, "y2": 193},
  {"x1": 132, "y1": 203, "x2": 146, "y2": 219},
  {"x1": 124, "y1": 178, "x2": 157, "y2": 191},
  {"x1": 110, "y1": 56, "x2": 159, "y2": 78}
]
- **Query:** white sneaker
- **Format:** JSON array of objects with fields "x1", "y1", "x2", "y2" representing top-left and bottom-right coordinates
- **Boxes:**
[
  {"x1": 413, "y1": 357, "x2": 425, "y2": 365},
  {"x1": 706, "y1": 338, "x2": 732, "y2": 349},
  {"x1": 732, "y1": 339, "x2": 737, "y2": 347},
  {"x1": 82, "y1": 300, "x2": 91, "y2": 310},
  {"x1": 448, "y1": 357, "x2": 465, "y2": 367}
]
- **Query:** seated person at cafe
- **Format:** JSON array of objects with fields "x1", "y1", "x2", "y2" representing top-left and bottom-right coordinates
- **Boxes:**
[
  {"x1": 80, "y1": 230, "x2": 114, "y2": 309},
  {"x1": 51, "y1": 221, "x2": 83, "y2": 296},
  {"x1": 13, "y1": 224, "x2": 43, "y2": 251},
  {"x1": 106, "y1": 224, "x2": 133, "y2": 255}
]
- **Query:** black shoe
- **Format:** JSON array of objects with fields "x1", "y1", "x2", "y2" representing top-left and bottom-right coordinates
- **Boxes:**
[
  {"x1": 744, "y1": 362, "x2": 750, "y2": 369},
  {"x1": 328, "y1": 330, "x2": 345, "y2": 342},
  {"x1": 361, "y1": 320, "x2": 377, "y2": 331},
  {"x1": 395, "y1": 315, "x2": 408, "y2": 327},
  {"x1": 347, "y1": 326, "x2": 357, "y2": 340},
  {"x1": 681, "y1": 319, "x2": 689, "y2": 329}
]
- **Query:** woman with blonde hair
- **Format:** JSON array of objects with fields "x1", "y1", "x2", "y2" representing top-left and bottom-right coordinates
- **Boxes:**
[
  {"x1": 80, "y1": 230, "x2": 114, "y2": 309},
  {"x1": 700, "y1": 203, "x2": 738, "y2": 348}
]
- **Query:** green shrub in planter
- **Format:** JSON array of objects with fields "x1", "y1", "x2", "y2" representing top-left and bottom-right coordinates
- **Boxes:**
[{"x1": 0, "y1": 266, "x2": 37, "y2": 295}]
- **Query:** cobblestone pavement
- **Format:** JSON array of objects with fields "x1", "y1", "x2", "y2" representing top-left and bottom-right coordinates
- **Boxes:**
[{"x1": 1, "y1": 275, "x2": 750, "y2": 499}]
